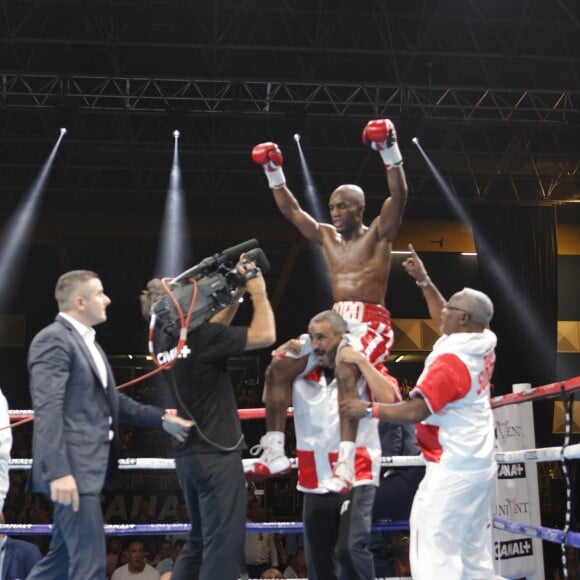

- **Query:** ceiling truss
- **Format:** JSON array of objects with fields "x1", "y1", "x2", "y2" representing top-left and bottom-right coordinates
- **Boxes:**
[
  {"x1": 0, "y1": 0, "x2": 578, "y2": 216},
  {"x1": 1, "y1": 74, "x2": 578, "y2": 125}
]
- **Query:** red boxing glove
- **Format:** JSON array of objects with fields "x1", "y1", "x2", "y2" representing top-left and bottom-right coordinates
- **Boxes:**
[
  {"x1": 362, "y1": 119, "x2": 403, "y2": 170},
  {"x1": 251, "y1": 142, "x2": 286, "y2": 188}
]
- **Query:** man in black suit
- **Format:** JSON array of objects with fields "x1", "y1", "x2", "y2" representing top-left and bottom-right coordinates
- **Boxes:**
[{"x1": 26, "y1": 270, "x2": 193, "y2": 580}]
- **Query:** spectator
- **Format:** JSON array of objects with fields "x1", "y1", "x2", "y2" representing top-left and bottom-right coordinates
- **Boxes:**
[
  {"x1": 156, "y1": 540, "x2": 185, "y2": 575},
  {"x1": 111, "y1": 539, "x2": 160, "y2": 580},
  {"x1": 0, "y1": 511, "x2": 42, "y2": 580},
  {"x1": 149, "y1": 539, "x2": 170, "y2": 566},
  {"x1": 391, "y1": 534, "x2": 411, "y2": 578},
  {"x1": 245, "y1": 499, "x2": 279, "y2": 579},
  {"x1": 106, "y1": 537, "x2": 123, "y2": 578},
  {"x1": 260, "y1": 568, "x2": 283, "y2": 579},
  {"x1": 117, "y1": 549, "x2": 130, "y2": 569},
  {"x1": 282, "y1": 546, "x2": 307, "y2": 579}
]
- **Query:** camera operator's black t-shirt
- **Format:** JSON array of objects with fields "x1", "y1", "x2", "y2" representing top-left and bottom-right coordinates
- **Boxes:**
[{"x1": 167, "y1": 321, "x2": 248, "y2": 455}]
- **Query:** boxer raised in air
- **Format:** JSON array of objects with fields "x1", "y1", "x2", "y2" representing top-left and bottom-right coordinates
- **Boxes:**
[{"x1": 249, "y1": 119, "x2": 408, "y2": 493}]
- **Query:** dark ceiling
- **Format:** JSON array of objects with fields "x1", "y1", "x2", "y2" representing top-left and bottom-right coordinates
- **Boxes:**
[{"x1": 1, "y1": 0, "x2": 579, "y2": 221}]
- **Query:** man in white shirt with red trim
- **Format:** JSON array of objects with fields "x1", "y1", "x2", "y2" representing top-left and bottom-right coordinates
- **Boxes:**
[
  {"x1": 341, "y1": 244, "x2": 499, "y2": 580},
  {"x1": 265, "y1": 310, "x2": 398, "y2": 580}
]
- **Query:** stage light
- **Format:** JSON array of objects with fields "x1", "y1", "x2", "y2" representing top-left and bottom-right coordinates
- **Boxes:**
[{"x1": 155, "y1": 127, "x2": 189, "y2": 278}]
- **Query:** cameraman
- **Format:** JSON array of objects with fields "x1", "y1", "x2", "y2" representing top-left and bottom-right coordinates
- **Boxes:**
[{"x1": 141, "y1": 255, "x2": 276, "y2": 580}]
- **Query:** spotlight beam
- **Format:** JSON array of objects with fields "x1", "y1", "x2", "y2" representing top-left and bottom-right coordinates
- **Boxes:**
[
  {"x1": 0, "y1": 129, "x2": 66, "y2": 309},
  {"x1": 293, "y1": 133, "x2": 332, "y2": 307},
  {"x1": 155, "y1": 132, "x2": 190, "y2": 278},
  {"x1": 414, "y1": 138, "x2": 553, "y2": 365}
]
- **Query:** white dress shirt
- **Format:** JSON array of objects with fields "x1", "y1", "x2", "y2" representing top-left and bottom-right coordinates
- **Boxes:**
[
  {"x1": 59, "y1": 313, "x2": 113, "y2": 441},
  {"x1": 59, "y1": 313, "x2": 108, "y2": 388}
]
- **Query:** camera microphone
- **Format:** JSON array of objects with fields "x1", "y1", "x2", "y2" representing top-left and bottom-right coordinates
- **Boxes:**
[
  {"x1": 171, "y1": 239, "x2": 260, "y2": 284},
  {"x1": 220, "y1": 238, "x2": 259, "y2": 265}
]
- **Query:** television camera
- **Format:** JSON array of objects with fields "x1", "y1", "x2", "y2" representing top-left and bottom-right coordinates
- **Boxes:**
[{"x1": 150, "y1": 239, "x2": 271, "y2": 339}]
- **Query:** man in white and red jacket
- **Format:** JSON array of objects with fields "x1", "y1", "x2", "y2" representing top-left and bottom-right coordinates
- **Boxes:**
[
  {"x1": 341, "y1": 244, "x2": 498, "y2": 580},
  {"x1": 260, "y1": 310, "x2": 398, "y2": 580}
]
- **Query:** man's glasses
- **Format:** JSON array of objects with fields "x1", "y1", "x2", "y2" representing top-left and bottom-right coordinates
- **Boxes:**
[{"x1": 443, "y1": 302, "x2": 471, "y2": 316}]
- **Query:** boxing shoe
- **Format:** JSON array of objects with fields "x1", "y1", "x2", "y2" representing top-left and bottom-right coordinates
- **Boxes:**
[
  {"x1": 361, "y1": 119, "x2": 403, "y2": 170},
  {"x1": 246, "y1": 431, "x2": 291, "y2": 481},
  {"x1": 251, "y1": 142, "x2": 286, "y2": 189},
  {"x1": 323, "y1": 442, "x2": 355, "y2": 494}
]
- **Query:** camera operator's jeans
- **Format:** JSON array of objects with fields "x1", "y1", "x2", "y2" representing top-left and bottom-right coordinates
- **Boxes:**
[{"x1": 172, "y1": 451, "x2": 246, "y2": 580}]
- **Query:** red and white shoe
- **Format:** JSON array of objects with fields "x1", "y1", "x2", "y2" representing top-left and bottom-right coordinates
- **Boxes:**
[{"x1": 245, "y1": 432, "x2": 291, "y2": 481}]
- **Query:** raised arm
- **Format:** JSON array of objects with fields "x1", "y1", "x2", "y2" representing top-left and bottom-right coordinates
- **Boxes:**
[
  {"x1": 252, "y1": 142, "x2": 323, "y2": 244},
  {"x1": 243, "y1": 264, "x2": 276, "y2": 350},
  {"x1": 362, "y1": 119, "x2": 408, "y2": 240},
  {"x1": 402, "y1": 244, "x2": 446, "y2": 327}
]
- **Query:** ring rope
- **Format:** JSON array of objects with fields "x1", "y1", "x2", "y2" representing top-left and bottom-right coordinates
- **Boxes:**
[
  {"x1": 8, "y1": 442, "x2": 580, "y2": 472},
  {"x1": 493, "y1": 518, "x2": 580, "y2": 549},
  {"x1": 0, "y1": 520, "x2": 411, "y2": 536},
  {"x1": 1, "y1": 519, "x2": 578, "y2": 548},
  {"x1": 490, "y1": 376, "x2": 580, "y2": 409},
  {"x1": 8, "y1": 373, "x2": 580, "y2": 424}
]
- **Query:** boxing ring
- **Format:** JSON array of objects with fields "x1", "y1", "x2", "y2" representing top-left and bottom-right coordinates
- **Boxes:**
[{"x1": 3, "y1": 374, "x2": 579, "y2": 579}]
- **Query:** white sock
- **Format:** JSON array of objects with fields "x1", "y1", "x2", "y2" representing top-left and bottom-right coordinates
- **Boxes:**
[{"x1": 267, "y1": 431, "x2": 285, "y2": 449}]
